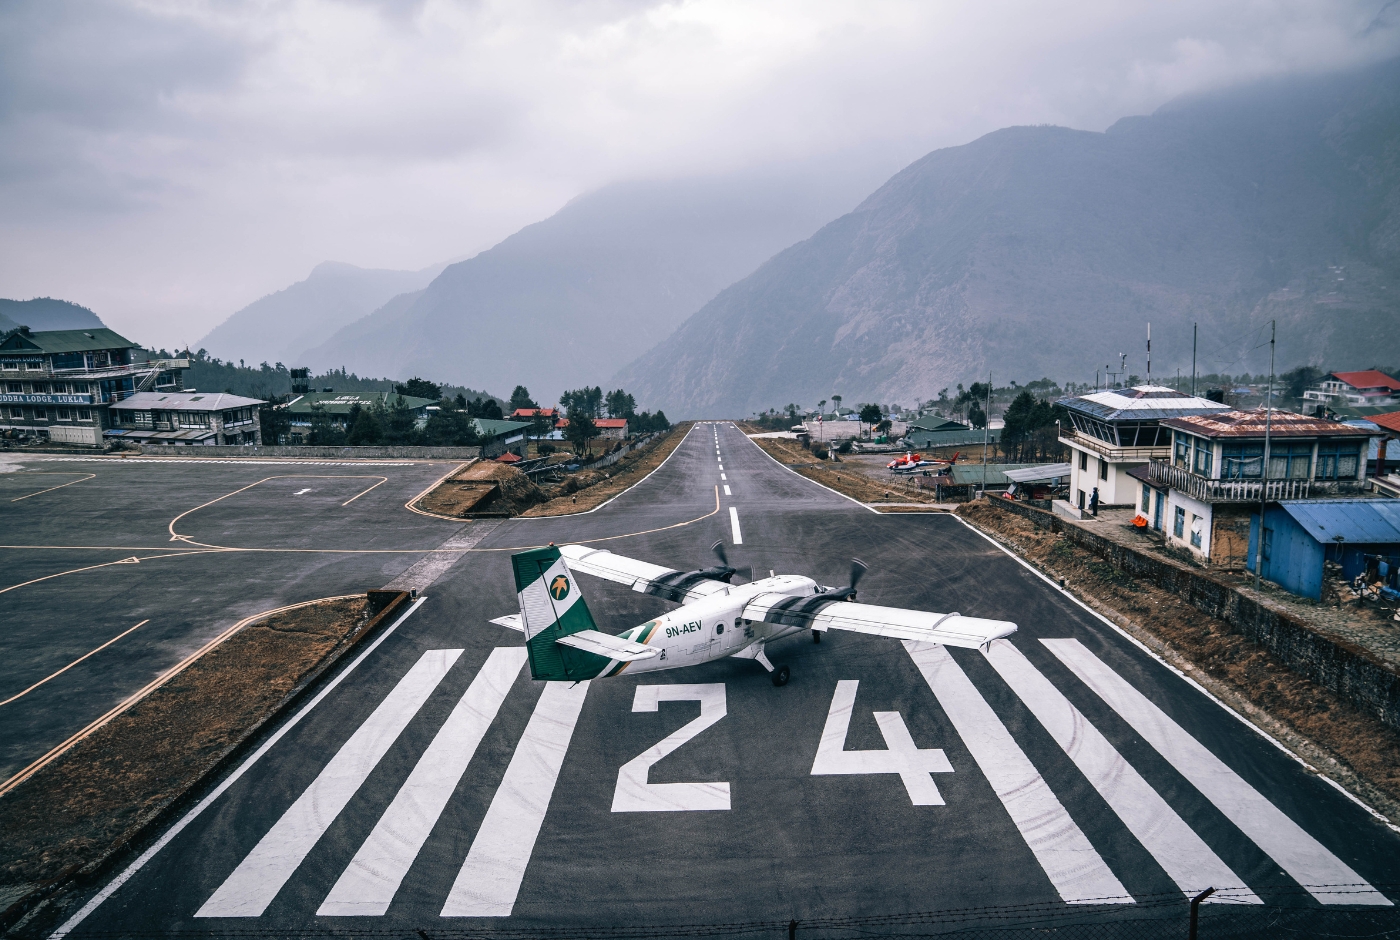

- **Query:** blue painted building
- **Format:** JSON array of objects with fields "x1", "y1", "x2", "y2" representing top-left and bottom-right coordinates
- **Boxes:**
[{"x1": 1248, "y1": 499, "x2": 1400, "y2": 599}]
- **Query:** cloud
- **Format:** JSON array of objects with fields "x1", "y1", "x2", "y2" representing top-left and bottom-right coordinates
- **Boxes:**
[{"x1": 0, "y1": 0, "x2": 1396, "y2": 343}]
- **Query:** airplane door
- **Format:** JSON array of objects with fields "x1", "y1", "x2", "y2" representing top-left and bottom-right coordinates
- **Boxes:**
[{"x1": 717, "y1": 618, "x2": 746, "y2": 652}]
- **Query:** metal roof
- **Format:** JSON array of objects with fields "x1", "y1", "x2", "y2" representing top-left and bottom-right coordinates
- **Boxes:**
[
  {"x1": 1330, "y1": 370, "x2": 1400, "y2": 392},
  {"x1": 1056, "y1": 385, "x2": 1229, "y2": 422},
  {"x1": 0, "y1": 327, "x2": 140, "y2": 354},
  {"x1": 473, "y1": 418, "x2": 531, "y2": 438},
  {"x1": 948, "y1": 464, "x2": 1041, "y2": 486},
  {"x1": 1003, "y1": 463, "x2": 1072, "y2": 483},
  {"x1": 1162, "y1": 409, "x2": 1376, "y2": 439},
  {"x1": 1278, "y1": 499, "x2": 1400, "y2": 545},
  {"x1": 116, "y1": 391, "x2": 265, "y2": 411},
  {"x1": 283, "y1": 391, "x2": 435, "y2": 415}
]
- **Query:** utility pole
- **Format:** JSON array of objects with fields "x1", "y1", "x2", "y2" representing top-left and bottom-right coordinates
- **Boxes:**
[
  {"x1": 1253, "y1": 320, "x2": 1276, "y2": 590},
  {"x1": 980, "y1": 373, "x2": 991, "y2": 498},
  {"x1": 1146, "y1": 323, "x2": 1151, "y2": 386},
  {"x1": 1191, "y1": 322, "x2": 1197, "y2": 397}
]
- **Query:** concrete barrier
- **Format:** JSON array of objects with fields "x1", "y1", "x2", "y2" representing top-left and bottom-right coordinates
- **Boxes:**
[
  {"x1": 135, "y1": 444, "x2": 482, "y2": 459},
  {"x1": 980, "y1": 498, "x2": 1400, "y2": 730}
]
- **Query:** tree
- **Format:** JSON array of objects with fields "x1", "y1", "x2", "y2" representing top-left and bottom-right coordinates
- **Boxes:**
[
  {"x1": 565, "y1": 413, "x2": 598, "y2": 455},
  {"x1": 259, "y1": 396, "x2": 293, "y2": 445},
  {"x1": 381, "y1": 398, "x2": 419, "y2": 444},
  {"x1": 876, "y1": 418, "x2": 892, "y2": 438},
  {"x1": 605, "y1": 389, "x2": 637, "y2": 419},
  {"x1": 818, "y1": 399, "x2": 827, "y2": 416},
  {"x1": 347, "y1": 406, "x2": 383, "y2": 445},
  {"x1": 421, "y1": 409, "x2": 478, "y2": 446},
  {"x1": 455, "y1": 392, "x2": 468, "y2": 410},
  {"x1": 1281, "y1": 366, "x2": 1324, "y2": 405},
  {"x1": 859, "y1": 403, "x2": 883, "y2": 437},
  {"x1": 968, "y1": 401, "x2": 987, "y2": 430},
  {"x1": 395, "y1": 377, "x2": 441, "y2": 400},
  {"x1": 832, "y1": 394, "x2": 843, "y2": 414},
  {"x1": 509, "y1": 385, "x2": 537, "y2": 412}
]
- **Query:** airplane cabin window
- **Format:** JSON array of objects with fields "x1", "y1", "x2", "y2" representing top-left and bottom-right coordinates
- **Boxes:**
[{"x1": 716, "y1": 623, "x2": 725, "y2": 634}]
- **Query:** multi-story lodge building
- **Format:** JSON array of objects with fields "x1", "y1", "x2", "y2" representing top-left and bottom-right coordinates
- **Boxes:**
[
  {"x1": 0, "y1": 327, "x2": 189, "y2": 445},
  {"x1": 1136, "y1": 410, "x2": 1376, "y2": 566},
  {"x1": 1056, "y1": 386, "x2": 1230, "y2": 515}
]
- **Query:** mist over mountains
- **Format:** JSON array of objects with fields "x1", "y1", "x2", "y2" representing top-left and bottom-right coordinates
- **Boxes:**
[
  {"x1": 293, "y1": 170, "x2": 874, "y2": 401},
  {"x1": 616, "y1": 59, "x2": 1400, "y2": 417},
  {"x1": 0, "y1": 298, "x2": 105, "y2": 333}
]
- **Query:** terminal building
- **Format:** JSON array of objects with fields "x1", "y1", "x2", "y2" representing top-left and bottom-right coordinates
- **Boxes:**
[{"x1": 0, "y1": 327, "x2": 188, "y2": 445}]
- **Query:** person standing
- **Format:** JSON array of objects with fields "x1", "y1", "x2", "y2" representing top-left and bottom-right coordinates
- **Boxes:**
[{"x1": 1089, "y1": 486, "x2": 1100, "y2": 517}]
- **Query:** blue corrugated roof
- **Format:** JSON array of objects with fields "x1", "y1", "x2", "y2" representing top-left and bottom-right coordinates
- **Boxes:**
[{"x1": 1278, "y1": 499, "x2": 1400, "y2": 544}]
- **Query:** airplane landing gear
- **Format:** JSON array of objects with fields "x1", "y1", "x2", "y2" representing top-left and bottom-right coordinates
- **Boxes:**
[
  {"x1": 812, "y1": 630, "x2": 821, "y2": 643},
  {"x1": 772, "y1": 664, "x2": 791, "y2": 686}
]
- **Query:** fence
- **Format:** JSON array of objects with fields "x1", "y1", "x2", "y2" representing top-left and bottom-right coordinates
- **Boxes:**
[{"x1": 134, "y1": 443, "x2": 483, "y2": 459}]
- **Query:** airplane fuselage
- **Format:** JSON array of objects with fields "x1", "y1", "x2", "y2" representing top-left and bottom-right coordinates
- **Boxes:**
[{"x1": 601, "y1": 574, "x2": 822, "y2": 676}]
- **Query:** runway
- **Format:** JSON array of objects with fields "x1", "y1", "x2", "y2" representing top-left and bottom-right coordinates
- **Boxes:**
[{"x1": 7, "y1": 426, "x2": 1400, "y2": 937}]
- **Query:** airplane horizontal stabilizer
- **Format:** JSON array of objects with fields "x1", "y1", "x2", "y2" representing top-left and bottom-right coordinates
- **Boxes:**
[
  {"x1": 555, "y1": 629, "x2": 660, "y2": 661},
  {"x1": 489, "y1": 614, "x2": 525, "y2": 632}
]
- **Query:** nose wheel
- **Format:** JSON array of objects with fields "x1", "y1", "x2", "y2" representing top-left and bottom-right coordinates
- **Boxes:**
[{"x1": 771, "y1": 664, "x2": 791, "y2": 686}]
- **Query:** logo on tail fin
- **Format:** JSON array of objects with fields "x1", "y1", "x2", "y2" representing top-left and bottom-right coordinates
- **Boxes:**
[{"x1": 550, "y1": 575, "x2": 571, "y2": 600}]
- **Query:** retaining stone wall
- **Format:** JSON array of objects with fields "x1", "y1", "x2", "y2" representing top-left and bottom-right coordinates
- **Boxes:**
[
  {"x1": 982, "y1": 498, "x2": 1400, "y2": 730},
  {"x1": 136, "y1": 444, "x2": 482, "y2": 459}
]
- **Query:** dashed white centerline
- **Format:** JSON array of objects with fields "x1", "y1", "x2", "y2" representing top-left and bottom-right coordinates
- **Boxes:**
[
  {"x1": 723, "y1": 485, "x2": 731, "y2": 496},
  {"x1": 720, "y1": 473, "x2": 727, "y2": 481},
  {"x1": 729, "y1": 507, "x2": 743, "y2": 544}
]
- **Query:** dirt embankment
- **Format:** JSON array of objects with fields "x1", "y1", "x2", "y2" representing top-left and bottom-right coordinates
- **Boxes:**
[
  {"x1": 746, "y1": 433, "x2": 947, "y2": 508},
  {"x1": 1, "y1": 595, "x2": 383, "y2": 927},
  {"x1": 958, "y1": 499, "x2": 1400, "y2": 820},
  {"x1": 416, "y1": 460, "x2": 547, "y2": 518},
  {"x1": 520, "y1": 424, "x2": 692, "y2": 517}
]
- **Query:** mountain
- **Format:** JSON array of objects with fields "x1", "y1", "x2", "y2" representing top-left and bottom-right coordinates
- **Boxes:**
[
  {"x1": 615, "y1": 59, "x2": 1400, "y2": 418},
  {"x1": 196, "y1": 261, "x2": 447, "y2": 368},
  {"x1": 298, "y1": 170, "x2": 874, "y2": 402},
  {"x1": 0, "y1": 298, "x2": 106, "y2": 333}
]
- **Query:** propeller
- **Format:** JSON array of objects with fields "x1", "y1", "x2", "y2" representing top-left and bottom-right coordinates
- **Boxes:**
[
  {"x1": 710, "y1": 540, "x2": 752, "y2": 582},
  {"x1": 828, "y1": 558, "x2": 868, "y2": 601}
]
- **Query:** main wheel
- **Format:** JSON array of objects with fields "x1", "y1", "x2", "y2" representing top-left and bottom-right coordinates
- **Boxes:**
[
  {"x1": 812, "y1": 631, "x2": 822, "y2": 643},
  {"x1": 772, "y1": 664, "x2": 791, "y2": 687}
]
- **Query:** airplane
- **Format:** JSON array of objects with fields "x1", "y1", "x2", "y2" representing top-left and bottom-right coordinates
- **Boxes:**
[
  {"x1": 489, "y1": 542, "x2": 1017, "y2": 686},
  {"x1": 887, "y1": 451, "x2": 960, "y2": 474}
]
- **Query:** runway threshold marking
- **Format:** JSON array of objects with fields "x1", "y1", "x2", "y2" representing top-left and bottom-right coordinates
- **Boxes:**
[
  {"x1": 198, "y1": 648, "x2": 465, "y2": 918},
  {"x1": 982, "y1": 640, "x2": 1258, "y2": 903},
  {"x1": 319, "y1": 647, "x2": 528, "y2": 916},
  {"x1": 1043, "y1": 638, "x2": 1391, "y2": 906},
  {"x1": 729, "y1": 506, "x2": 743, "y2": 544},
  {"x1": 903, "y1": 640, "x2": 1130, "y2": 904},
  {"x1": 49, "y1": 597, "x2": 428, "y2": 939},
  {"x1": 0, "y1": 619, "x2": 150, "y2": 708},
  {"x1": 442, "y1": 679, "x2": 590, "y2": 917},
  {"x1": 7, "y1": 472, "x2": 96, "y2": 501}
]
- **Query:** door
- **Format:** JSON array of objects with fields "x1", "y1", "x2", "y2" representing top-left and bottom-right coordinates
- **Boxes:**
[
  {"x1": 717, "y1": 617, "x2": 747, "y2": 653},
  {"x1": 1153, "y1": 491, "x2": 1164, "y2": 531}
]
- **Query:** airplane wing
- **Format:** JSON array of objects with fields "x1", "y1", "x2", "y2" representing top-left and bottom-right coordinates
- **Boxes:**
[
  {"x1": 555, "y1": 629, "x2": 660, "y2": 662},
  {"x1": 739, "y1": 592, "x2": 1015, "y2": 650},
  {"x1": 558, "y1": 544, "x2": 732, "y2": 604}
]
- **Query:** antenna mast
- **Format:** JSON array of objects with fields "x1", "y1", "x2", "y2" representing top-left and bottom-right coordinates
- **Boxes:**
[{"x1": 1146, "y1": 323, "x2": 1152, "y2": 386}]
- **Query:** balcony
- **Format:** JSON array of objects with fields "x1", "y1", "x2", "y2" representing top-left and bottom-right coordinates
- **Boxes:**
[
  {"x1": 49, "y1": 358, "x2": 191, "y2": 380},
  {"x1": 1145, "y1": 459, "x2": 1369, "y2": 502},
  {"x1": 1058, "y1": 429, "x2": 1169, "y2": 463}
]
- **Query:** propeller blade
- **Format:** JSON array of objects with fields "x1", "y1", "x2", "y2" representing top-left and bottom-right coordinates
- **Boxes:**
[
  {"x1": 711, "y1": 539, "x2": 730, "y2": 568},
  {"x1": 849, "y1": 558, "x2": 868, "y2": 589}
]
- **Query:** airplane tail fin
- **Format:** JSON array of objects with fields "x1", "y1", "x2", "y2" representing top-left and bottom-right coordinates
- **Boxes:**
[{"x1": 512, "y1": 545, "x2": 608, "y2": 681}]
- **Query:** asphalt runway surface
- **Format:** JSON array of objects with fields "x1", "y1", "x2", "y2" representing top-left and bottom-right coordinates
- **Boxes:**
[{"x1": 7, "y1": 427, "x2": 1400, "y2": 937}]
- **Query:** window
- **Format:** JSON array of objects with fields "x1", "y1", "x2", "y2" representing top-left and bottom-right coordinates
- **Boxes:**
[
  {"x1": 1174, "y1": 506, "x2": 1185, "y2": 538},
  {"x1": 1189, "y1": 514, "x2": 1203, "y2": 548},
  {"x1": 1316, "y1": 442, "x2": 1362, "y2": 480},
  {"x1": 1268, "y1": 442, "x2": 1312, "y2": 480},
  {"x1": 1079, "y1": 451, "x2": 1088, "y2": 472},
  {"x1": 6, "y1": 382, "x2": 20, "y2": 393},
  {"x1": 1141, "y1": 484, "x2": 1150, "y2": 512},
  {"x1": 1261, "y1": 527, "x2": 1273, "y2": 561},
  {"x1": 57, "y1": 408, "x2": 72, "y2": 421},
  {"x1": 1174, "y1": 434, "x2": 1191, "y2": 469},
  {"x1": 1099, "y1": 459, "x2": 1108, "y2": 481},
  {"x1": 1222, "y1": 442, "x2": 1264, "y2": 479},
  {"x1": 1, "y1": 360, "x2": 16, "y2": 371},
  {"x1": 78, "y1": 409, "x2": 91, "y2": 421},
  {"x1": 72, "y1": 382, "x2": 88, "y2": 393},
  {"x1": 1193, "y1": 437, "x2": 1212, "y2": 476}
]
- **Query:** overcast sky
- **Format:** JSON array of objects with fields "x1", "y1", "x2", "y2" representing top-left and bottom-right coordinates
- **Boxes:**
[{"x1": 2, "y1": 0, "x2": 1397, "y2": 345}]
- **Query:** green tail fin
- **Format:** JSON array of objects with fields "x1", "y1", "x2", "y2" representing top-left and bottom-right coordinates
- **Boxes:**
[{"x1": 512, "y1": 546, "x2": 610, "y2": 681}]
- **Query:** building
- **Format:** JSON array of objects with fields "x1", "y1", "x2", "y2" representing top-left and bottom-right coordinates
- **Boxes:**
[
  {"x1": 1138, "y1": 410, "x2": 1376, "y2": 566},
  {"x1": 282, "y1": 391, "x2": 436, "y2": 442},
  {"x1": 0, "y1": 327, "x2": 188, "y2": 445},
  {"x1": 510, "y1": 407, "x2": 558, "y2": 422},
  {"x1": 473, "y1": 418, "x2": 531, "y2": 457},
  {"x1": 1248, "y1": 499, "x2": 1400, "y2": 600},
  {"x1": 1302, "y1": 370, "x2": 1400, "y2": 412},
  {"x1": 1057, "y1": 386, "x2": 1229, "y2": 515},
  {"x1": 595, "y1": 418, "x2": 629, "y2": 441},
  {"x1": 903, "y1": 419, "x2": 999, "y2": 450},
  {"x1": 105, "y1": 391, "x2": 265, "y2": 446},
  {"x1": 1370, "y1": 411, "x2": 1400, "y2": 498}
]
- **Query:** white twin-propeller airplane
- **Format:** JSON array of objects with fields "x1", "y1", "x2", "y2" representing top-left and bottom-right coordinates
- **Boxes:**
[{"x1": 490, "y1": 542, "x2": 1018, "y2": 685}]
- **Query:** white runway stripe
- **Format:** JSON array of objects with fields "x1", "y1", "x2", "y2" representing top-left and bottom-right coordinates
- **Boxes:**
[
  {"x1": 904, "y1": 641, "x2": 1129, "y2": 904},
  {"x1": 441, "y1": 680, "x2": 590, "y2": 917},
  {"x1": 983, "y1": 641, "x2": 1259, "y2": 903},
  {"x1": 196, "y1": 649, "x2": 463, "y2": 918},
  {"x1": 723, "y1": 485, "x2": 731, "y2": 496},
  {"x1": 317, "y1": 648, "x2": 528, "y2": 916},
  {"x1": 729, "y1": 506, "x2": 742, "y2": 544},
  {"x1": 1043, "y1": 639, "x2": 1391, "y2": 906}
]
